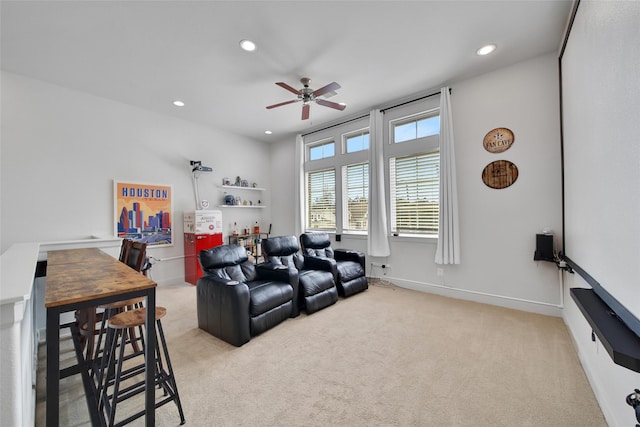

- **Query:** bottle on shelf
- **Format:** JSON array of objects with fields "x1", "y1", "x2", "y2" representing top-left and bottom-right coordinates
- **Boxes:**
[
  {"x1": 232, "y1": 222, "x2": 239, "y2": 237},
  {"x1": 253, "y1": 221, "x2": 260, "y2": 234},
  {"x1": 255, "y1": 235, "x2": 262, "y2": 258}
]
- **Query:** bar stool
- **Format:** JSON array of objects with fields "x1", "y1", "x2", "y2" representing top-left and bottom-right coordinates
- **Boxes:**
[
  {"x1": 76, "y1": 240, "x2": 147, "y2": 362},
  {"x1": 97, "y1": 306, "x2": 185, "y2": 426},
  {"x1": 90, "y1": 297, "x2": 145, "y2": 379}
]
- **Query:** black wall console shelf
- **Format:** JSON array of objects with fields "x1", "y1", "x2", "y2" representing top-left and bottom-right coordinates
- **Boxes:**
[{"x1": 571, "y1": 288, "x2": 640, "y2": 373}]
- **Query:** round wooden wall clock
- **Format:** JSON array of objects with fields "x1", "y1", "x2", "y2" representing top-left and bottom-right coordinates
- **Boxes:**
[
  {"x1": 483, "y1": 127, "x2": 514, "y2": 153},
  {"x1": 482, "y1": 160, "x2": 519, "y2": 189}
]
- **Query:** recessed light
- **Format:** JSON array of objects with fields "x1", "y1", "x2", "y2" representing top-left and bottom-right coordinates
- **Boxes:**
[
  {"x1": 172, "y1": 100, "x2": 185, "y2": 107},
  {"x1": 239, "y1": 39, "x2": 256, "y2": 52},
  {"x1": 476, "y1": 44, "x2": 497, "y2": 56},
  {"x1": 264, "y1": 130, "x2": 273, "y2": 135}
]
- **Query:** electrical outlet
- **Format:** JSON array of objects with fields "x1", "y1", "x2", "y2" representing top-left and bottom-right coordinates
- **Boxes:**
[{"x1": 436, "y1": 268, "x2": 444, "y2": 277}]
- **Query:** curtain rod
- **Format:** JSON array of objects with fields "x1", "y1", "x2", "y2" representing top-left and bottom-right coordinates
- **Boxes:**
[
  {"x1": 380, "y1": 87, "x2": 450, "y2": 113},
  {"x1": 301, "y1": 113, "x2": 369, "y2": 137},
  {"x1": 302, "y1": 87, "x2": 451, "y2": 138}
]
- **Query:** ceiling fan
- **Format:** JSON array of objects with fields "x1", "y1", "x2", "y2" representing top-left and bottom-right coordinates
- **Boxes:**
[{"x1": 266, "y1": 77, "x2": 346, "y2": 120}]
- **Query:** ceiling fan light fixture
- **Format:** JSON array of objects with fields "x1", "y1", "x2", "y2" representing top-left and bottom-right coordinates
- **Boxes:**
[
  {"x1": 239, "y1": 39, "x2": 256, "y2": 52},
  {"x1": 266, "y1": 78, "x2": 345, "y2": 120},
  {"x1": 476, "y1": 44, "x2": 497, "y2": 56}
]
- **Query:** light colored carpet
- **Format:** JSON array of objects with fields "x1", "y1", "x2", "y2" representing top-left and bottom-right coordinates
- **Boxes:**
[{"x1": 36, "y1": 281, "x2": 606, "y2": 426}]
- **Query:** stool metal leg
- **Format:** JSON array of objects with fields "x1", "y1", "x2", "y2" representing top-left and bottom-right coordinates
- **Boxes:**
[
  {"x1": 107, "y1": 328, "x2": 128, "y2": 427},
  {"x1": 95, "y1": 324, "x2": 115, "y2": 412},
  {"x1": 156, "y1": 319, "x2": 185, "y2": 424}
]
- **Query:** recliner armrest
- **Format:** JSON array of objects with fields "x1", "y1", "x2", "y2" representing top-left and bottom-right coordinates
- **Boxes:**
[
  {"x1": 303, "y1": 255, "x2": 338, "y2": 276},
  {"x1": 196, "y1": 275, "x2": 251, "y2": 346},
  {"x1": 334, "y1": 249, "x2": 366, "y2": 268},
  {"x1": 256, "y1": 262, "x2": 294, "y2": 281}
]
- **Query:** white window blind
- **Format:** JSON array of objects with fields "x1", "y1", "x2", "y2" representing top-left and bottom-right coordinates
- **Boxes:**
[
  {"x1": 390, "y1": 151, "x2": 440, "y2": 234},
  {"x1": 307, "y1": 169, "x2": 336, "y2": 230},
  {"x1": 344, "y1": 162, "x2": 368, "y2": 231}
]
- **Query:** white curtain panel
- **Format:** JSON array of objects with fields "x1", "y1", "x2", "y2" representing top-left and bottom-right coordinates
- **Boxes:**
[
  {"x1": 435, "y1": 87, "x2": 461, "y2": 264},
  {"x1": 367, "y1": 109, "x2": 391, "y2": 256},
  {"x1": 294, "y1": 134, "x2": 305, "y2": 237}
]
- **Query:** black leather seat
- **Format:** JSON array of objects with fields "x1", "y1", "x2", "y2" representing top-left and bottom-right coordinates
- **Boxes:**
[
  {"x1": 197, "y1": 244, "x2": 299, "y2": 346},
  {"x1": 262, "y1": 235, "x2": 338, "y2": 314},
  {"x1": 300, "y1": 232, "x2": 368, "y2": 297}
]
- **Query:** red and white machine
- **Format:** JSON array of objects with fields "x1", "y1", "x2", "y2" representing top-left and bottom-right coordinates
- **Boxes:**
[{"x1": 184, "y1": 210, "x2": 223, "y2": 285}]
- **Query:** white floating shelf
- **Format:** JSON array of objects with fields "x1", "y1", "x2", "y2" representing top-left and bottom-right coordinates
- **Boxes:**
[
  {"x1": 219, "y1": 185, "x2": 266, "y2": 191},
  {"x1": 218, "y1": 205, "x2": 266, "y2": 209}
]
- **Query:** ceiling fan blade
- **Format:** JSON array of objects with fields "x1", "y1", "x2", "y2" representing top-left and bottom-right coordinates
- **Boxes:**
[
  {"x1": 266, "y1": 99, "x2": 298, "y2": 109},
  {"x1": 301, "y1": 104, "x2": 310, "y2": 120},
  {"x1": 313, "y1": 82, "x2": 341, "y2": 97},
  {"x1": 276, "y1": 82, "x2": 300, "y2": 95},
  {"x1": 316, "y1": 98, "x2": 346, "y2": 111}
]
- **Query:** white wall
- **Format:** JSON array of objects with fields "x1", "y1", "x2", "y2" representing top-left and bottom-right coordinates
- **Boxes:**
[
  {"x1": 559, "y1": 2, "x2": 640, "y2": 425},
  {"x1": 563, "y1": 272, "x2": 640, "y2": 426},
  {"x1": 1, "y1": 71, "x2": 271, "y2": 284},
  {"x1": 271, "y1": 52, "x2": 563, "y2": 316}
]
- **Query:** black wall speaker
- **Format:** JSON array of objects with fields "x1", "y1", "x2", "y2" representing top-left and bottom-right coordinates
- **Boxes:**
[{"x1": 534, "y1": 234, "x2": 554, "y2": 261}]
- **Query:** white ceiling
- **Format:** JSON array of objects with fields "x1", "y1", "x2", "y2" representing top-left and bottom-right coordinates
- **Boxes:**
[{"x1": 1, "y1": 1, "x2": 573, "y2": 143}]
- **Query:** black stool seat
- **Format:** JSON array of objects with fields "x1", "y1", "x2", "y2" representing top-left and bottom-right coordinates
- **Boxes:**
[{"x1": 97, "y1": 306, "x2": 185, "y2": 426}]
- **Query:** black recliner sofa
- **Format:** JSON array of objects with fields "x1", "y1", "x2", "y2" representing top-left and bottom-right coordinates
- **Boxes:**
[
  {"x1": 197, "y1": 244, "x2": 299, "y2": 347},
  {"x1": 300, "y1": 232, "x2": 368, "y2": 297},
  {"x1": 262, "y1": 235, "x2": 338, "y2": 314}
]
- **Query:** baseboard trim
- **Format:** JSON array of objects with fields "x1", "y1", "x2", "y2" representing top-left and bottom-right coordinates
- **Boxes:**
[{"x1": 379, "y1": 276, "x2": 563, "y2": 317}]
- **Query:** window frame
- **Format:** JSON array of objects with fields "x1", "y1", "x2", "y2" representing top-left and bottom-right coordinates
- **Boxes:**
[
  {"x1": 389, "y1": 150, "x2": 440, "y2": 235},
  {"x1": 342, "y1": 161, "x2": 369, "y2": 234},
  {"x1": 342, "y1": 127, "x2": 370, "y2": 154},
  {"x1": 306, "y1": 168, "x2": 337, "y2": 231},
  {"x1": 306, "y1": 138, "x2": 336, "y2": 162},
  {"x1": 303, "y1": 117, "x2": 370, "y2": 234},
  {"x1": 384, "y1": 97, "x2": 441, "y2": 239},
  {"x1": 301, "y1": 95, "x2": 441, "y2": 239},
  {"x1": 391, "y1": 111, "x2": 441, "y2": 144}
]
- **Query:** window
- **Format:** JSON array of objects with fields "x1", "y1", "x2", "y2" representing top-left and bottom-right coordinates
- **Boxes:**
[
  {"x1": 308, "y1": 141, "x2": 335, "y2": 161},
  {"x1": 302, "y1": 98, "x2": 441, "y2": 238},
  {"x1": 303, "y1": 117, "x2": 370, "y2": 233},
  {"x1": 390, "y1": 151, "x2": 439, "y2": 234},
  {"x1": 393, "y1": 114, "x2": 440, "y2": 143},
  {"x1": 343, "y1": 162, "x2": 368, "y2": 231},
  {"x1": 307, "y1": 169, "x2": 336, "y2": 229},
  {"x1": 344, "y1": 131, "x2": 369, "y2": 153},
  {"x1": 385, "y1": 102, "x2": 441, "y2": 236}
]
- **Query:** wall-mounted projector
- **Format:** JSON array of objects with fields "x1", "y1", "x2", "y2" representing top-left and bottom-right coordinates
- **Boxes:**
[
  {"x1": 192, "y1": 165, "x2": 213, "y2": 173},
  {"x1": 190, "y1": 160, "x2": 213, "y2": 173}
]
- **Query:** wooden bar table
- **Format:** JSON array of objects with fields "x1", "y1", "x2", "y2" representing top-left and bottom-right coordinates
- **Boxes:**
[
  {"x1": 45, "y1": 247, "x2": 157, "y2": 426},
  {"x1": 47, "y1": 247, "x2": 114, "y2": 266}
]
